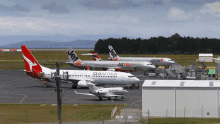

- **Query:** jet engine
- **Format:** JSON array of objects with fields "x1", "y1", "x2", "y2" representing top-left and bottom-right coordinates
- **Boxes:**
[
  {"x1": 106, "y1": 68, "x2": 115, "y2": 71},
  {"x1": 77, "y1": 81, "x2": 88, "y2": 87}
]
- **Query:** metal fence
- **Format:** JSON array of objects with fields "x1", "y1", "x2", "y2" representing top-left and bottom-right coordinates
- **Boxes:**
[{"x1": 142, "y1": 107, "x2": 220, "y2": 119}]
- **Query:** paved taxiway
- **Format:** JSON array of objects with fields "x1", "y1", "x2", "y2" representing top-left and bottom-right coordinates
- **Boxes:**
[{"x1": 0, "y1": 67, "x2": 156, "y2": 108}]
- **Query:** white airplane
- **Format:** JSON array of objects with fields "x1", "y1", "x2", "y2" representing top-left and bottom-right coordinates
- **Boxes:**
[
  {"x1": 82, "y1": 52, "x2": 102, "y2": 61},
  {"x1": 108, "y1": 45, "x2": 175, "y2": 66},
  {"x1": 74, "y1": 81, "x2": 128, "y2": 100},
  {"x1": 213, "y1": 57, "x2": 220, "y2": 63},
  {"x1": 21, "y1": 45, "x2": 140, "y2": 89},
  {"x1": 67, "y1": 47, "x2": 156, "y2": 74}
]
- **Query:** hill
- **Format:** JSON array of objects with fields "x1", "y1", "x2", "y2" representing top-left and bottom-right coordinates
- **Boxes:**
[{"x1": 0, "y1": 40, "x2": 97, "y2": 48}]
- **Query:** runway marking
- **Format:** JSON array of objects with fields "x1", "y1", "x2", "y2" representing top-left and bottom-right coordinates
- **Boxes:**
[
  {"x1": 130, "y1": 99, "x2": 142, "y2": 105},
  {"x1": 20, "y1": 95, "x2": 27, "y2": 103}
]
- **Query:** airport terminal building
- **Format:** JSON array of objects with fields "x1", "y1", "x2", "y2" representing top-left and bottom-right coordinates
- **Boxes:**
[{"x1": 142, "y1": 80, "x2": 220, "y2": 118}]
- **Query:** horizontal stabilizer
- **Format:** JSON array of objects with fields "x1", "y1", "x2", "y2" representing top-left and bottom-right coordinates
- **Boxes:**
[{"x1": 81, "y1": 53, "x2": 96, "y2": 55}]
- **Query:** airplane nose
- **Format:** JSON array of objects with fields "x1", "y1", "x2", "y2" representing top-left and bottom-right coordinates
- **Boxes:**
[
  {"x1": 152, "y1": 65, "x2": 156, "y2": 69},
  {"x1": 135, "y1": 77, "x2": 140, "y2": 82},
  {"x1": 124, "y1": 90, "x2": 129, "y2": 93}
]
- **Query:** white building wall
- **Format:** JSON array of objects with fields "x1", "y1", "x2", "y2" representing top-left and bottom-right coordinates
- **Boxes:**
[
  {"x1": 199, "y1": 56, "x2": 213, "y2": 62},
  {"x1": 142, "y1": 87, "x2": 175, "y2": 117},
  {"x1": 176, "y1": 88, "x2": 217, "y2": 118},
  {"x1": 142, "y1": 87, "x2": 219, "y2": 118}
]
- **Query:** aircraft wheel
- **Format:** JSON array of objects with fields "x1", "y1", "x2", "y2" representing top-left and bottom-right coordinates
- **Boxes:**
[
  {"x1": 121, "y1": 96, "x2": 124, "y2": 99},
  {"x1": 108, "y1": 97, "x2": 111, "y2": 100},
  {"x1": 99, "y1": 97, "x2": 102, "y2": 100}
]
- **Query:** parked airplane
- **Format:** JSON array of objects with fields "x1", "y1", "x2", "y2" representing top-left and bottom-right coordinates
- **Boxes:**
[
  {"x1": 108, "y1": 45, "x2": 175, "y2": 66},
  {"x1": 82, "y1": 52, "x2": 102, "y2": 61},
  {"x1": 67, "y1": 47, "x2": 156, "y2": 74},
  {"x1": 74, "y1": 81, "x2": 128, "y2": 100},
  {"x1": 213, "y1": 57, "x2": 220, "y2": 63},
  {"x1": 21, "y1": 45, "x2": 140, "y2": 89}
]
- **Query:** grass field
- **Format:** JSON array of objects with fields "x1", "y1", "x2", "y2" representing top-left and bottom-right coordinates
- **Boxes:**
[
  {"x1": 0, "y1": 104, "x2": 124, "y2": 123},
  {"x1": 140, "y1": 117, "x2": 220, "y2": 124},
  {"x1": 0, "y1": 51, "x2": 219, "y2": 70}
]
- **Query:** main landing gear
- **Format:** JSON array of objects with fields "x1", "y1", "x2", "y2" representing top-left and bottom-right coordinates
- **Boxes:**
[
  {"x1": 99, "y1": 97, "x2": 102, "y2": 100},
  {"x1": 121, "y1": 96, "x2": 124, "y2": 99},
  {"x1": 72, "y1": 85, "x2": 77, "y2": 89}
]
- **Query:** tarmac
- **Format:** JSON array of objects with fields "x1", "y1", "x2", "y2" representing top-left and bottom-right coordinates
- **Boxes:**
[{"x1": 0, "y1": 67, "x2": 157, "y2": 109}]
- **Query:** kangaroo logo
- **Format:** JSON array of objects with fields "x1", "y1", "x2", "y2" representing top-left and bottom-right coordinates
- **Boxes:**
[
  {"x1": 68, "y1": 50, "x2": 78, "y2": 62},
  {"x1": 22, "y1": 54, "x2": 37, "y2": 71}
]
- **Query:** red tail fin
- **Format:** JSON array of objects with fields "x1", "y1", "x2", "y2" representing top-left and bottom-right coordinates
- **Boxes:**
[
  {"x1": 21, "y1": 45, "x2": 42, "y2": 72},
  {"x1": 92, "y1": 52, "x2": 102, "y2": 61},
  {"x1": 86, "y1": 65, "x2": 90, "y2": 70}
]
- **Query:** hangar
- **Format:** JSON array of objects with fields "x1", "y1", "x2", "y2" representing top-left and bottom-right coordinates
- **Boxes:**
[{"x1": 142, "y1": 80, "x2": 220, "y2": 118}]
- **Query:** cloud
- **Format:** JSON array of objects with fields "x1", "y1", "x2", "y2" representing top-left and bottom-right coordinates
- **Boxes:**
[
  {"x1": 81, "y1": 0, "x2": 164, "y2": 10},
  {"x1": 0, "y1": 3, "x2": 29, "y2": 12},
  {"x1": 0, "y1": 16, "x2": 87, "y2": 36},
  {"x1": 168, "y1": 7, "x2": 192, "y2": 21},
  {"x1": 88, "y1": 15, "x2": 139, "y2": 23},
  {"x1": 170, "y1": 0, "x2": 218, "y2": 5},
  {"x1": 41, "y1": 2, "x2": 70, "y2": 14},
  {"x1": 199, "y1": 1, "x2": 220, "y2": 17}
]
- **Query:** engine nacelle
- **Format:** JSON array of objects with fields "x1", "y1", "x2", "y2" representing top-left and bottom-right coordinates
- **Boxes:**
[
  {"x1": 106, "y1": 68, "x2": 115, "y2": 71},
  {"x1": 77, "y1": 81, "x2": 88, "y2": 87}
]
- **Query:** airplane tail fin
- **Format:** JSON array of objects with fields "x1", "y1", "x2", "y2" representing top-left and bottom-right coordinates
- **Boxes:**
[
  {"x1": 67, "y1": 47, "x2": 82, "y2": 65},
  {"x1": 91, "y1": 52, "x2": 102, "y2": 61},
  {"x1": 81, "y1": 52, "x2": 102, "y2": 61},
  {"x1": 21, "y1": 45, "x2": 42, "y2": 72},
  {"x1": 86, "y1": 81, "x2": 99, "y2": 93},
  {"x1": 108, "y1": 45, "x2": 119, "y2": 61},
  {"x1": 86, "y1": 65, "x2": 90, "y2": 70}
]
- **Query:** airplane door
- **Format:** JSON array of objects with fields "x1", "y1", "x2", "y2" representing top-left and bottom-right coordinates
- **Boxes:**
[{"x1": 121, "y1": 75, "x2": 126, "y2": 82}]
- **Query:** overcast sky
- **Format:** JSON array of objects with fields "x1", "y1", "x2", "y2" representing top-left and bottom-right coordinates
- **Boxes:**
[{"x1": 0, "y1": 0, "x2": 220, "y2": 45}]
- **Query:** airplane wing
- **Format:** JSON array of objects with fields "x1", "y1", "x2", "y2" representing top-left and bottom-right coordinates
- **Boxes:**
[
  {"x1": 74, "y1": 90, "x2": 95, "y2": 96},
  {"x1": 67, "y1": 77, "x2": 94, "y2": 82},
  {"x1": 105, "y1": 94, "x2": 123, "y2": 97}
]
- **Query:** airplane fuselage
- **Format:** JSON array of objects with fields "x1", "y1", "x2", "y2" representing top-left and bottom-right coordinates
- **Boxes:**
[
  {"x1": 68, "y1": 60, "x2": 156, "y2": 71},
  {"x1": 92, "y1": 87, "x2": 128, "y2": 98},
  {"x1": 39, "y1": 67, "x2": 140, "y2": 86},
  {"x1": 114, "y1": 57, "x2": 175, "y2": 66}
]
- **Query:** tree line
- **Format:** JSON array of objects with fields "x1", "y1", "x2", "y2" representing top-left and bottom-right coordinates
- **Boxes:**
[{"x1": 94, "y1": 33, "x2": 220, "y2": 54}]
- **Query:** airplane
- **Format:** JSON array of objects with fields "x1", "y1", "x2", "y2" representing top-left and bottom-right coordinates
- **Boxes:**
[
  {"x1": 21, "y1": 45, "x2": 140, "y2": 89},
  {"x1": 213, "y1": 57, "x2": 220, "y2": 63},
  {"x1": 67, "y1": 46, "x2": 156, "y2": 74},
  {"x1": 82, "y1": 52, "x2": 102, "y2": 61},
  {"x1": 108, "y1": 45, "x2": 175, "y2": 66},
  {"x1": 74, "y1": 81, "x2": 128, "y2": 100}
]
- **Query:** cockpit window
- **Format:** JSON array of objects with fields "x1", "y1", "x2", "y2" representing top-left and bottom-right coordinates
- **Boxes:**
[
  {"x1": 168, "y1": 60, "x2": 173, "y2": 61},
  {"x1": 128, "y1": 76, "x2": 135, "y2": 78}
]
